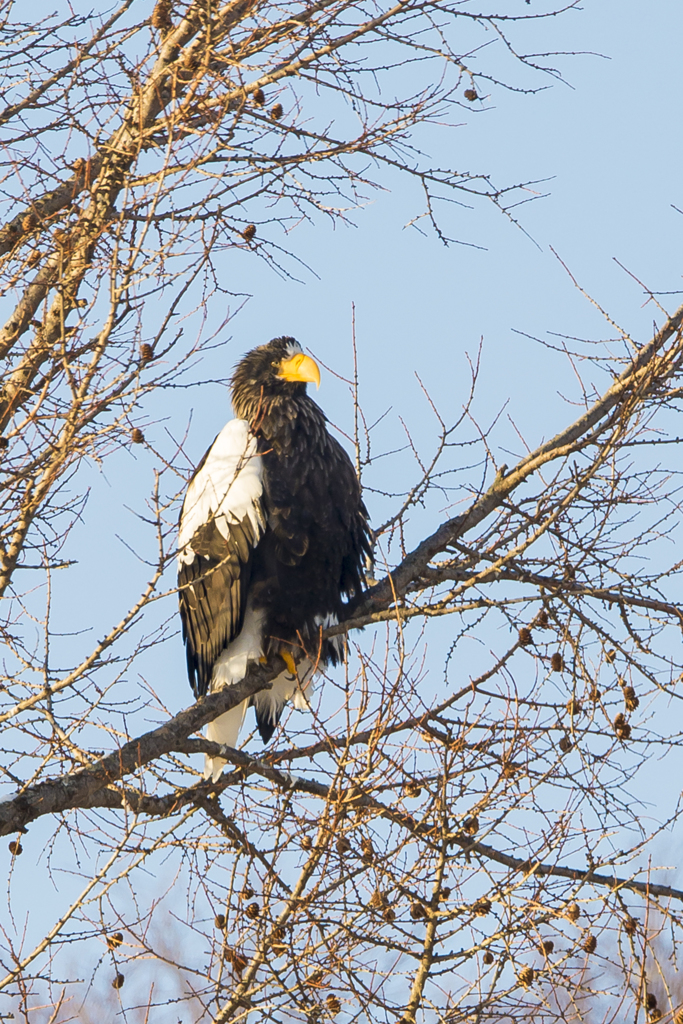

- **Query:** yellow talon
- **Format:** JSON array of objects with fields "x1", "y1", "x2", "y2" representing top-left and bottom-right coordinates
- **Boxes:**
[
  {"x1": 281, "y1": 650, "x2": 297, "y2": 676},
  {"x1": 259, "y1": 656, "x2": 268, "y2": 665}
]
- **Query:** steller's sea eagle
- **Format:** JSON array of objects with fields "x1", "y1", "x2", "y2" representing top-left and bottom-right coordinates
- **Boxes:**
[{"x1": 178, "y1": 337, "x2": 372, "y2": 779}]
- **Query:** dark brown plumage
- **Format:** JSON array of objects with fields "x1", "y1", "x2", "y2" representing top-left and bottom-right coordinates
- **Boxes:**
[{"x1": 178, "y1": 337, "x2": 372, "y2": 746}]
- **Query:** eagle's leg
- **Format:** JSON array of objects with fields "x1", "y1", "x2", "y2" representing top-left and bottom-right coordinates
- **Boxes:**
[{"x1": 205, "y1": 701, "x2": 248, "y2": 782}]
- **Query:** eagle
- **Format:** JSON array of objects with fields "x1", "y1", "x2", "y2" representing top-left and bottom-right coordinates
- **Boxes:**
[{"x1": 178, "y1": 337, "x2": 372, "y2": 780}]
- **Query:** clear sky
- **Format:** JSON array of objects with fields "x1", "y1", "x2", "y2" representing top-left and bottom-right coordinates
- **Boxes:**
[{"x1": 221, "y1": 0, "x2": 683, "y2": 443}]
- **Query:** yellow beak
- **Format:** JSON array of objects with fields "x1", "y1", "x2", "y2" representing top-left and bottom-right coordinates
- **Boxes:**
[{"x1": 277, "y1": 352, "x2": 321, "y2": 389}]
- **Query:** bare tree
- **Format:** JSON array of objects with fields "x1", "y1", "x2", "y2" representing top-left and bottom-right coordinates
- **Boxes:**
[{"x1": 2, "y1": 2, "x2": 683, "y2": 1023}]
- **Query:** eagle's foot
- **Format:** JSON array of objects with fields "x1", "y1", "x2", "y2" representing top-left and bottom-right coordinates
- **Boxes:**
[{"x1": 281, "y1": 650, "x2": 297, "y2": 676}]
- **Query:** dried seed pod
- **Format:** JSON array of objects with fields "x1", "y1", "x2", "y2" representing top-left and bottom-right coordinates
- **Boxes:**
[
  {"x1": 566, "y1": 698, "x2": 582, "y2": 716},
  {"x1": 403, "y1": 781, "x2": 422, "y2": 799},
  {"x1": 472, "y1": 898, "x2": 491, "y2": 916},
  {"x1": 650, "y1": 1010, "x2": 662, "y2": 1023},
  {"x1": 151, "y1": 0, "x2": 173, "y2": 31},
  {"x1": 369, "y1": 890, "x2": 387, "y2": 909},
  {"x1": 131, "y1": 427, "x2": 144, "y2": 444},
  {"x1": 183, "y1": 51, "x2": 198, "y2": 72},
  {"x1": 462, "y1": 816, "x2": 479, "y2": 835},
  {"x1": 225, "y1": 946, "x2": 247, "y2": 974},
  {"x1": 589, "y1": 685, "x2": 601, "y2": 702},
  {"x1": 240, "y1": 886, "x2": 254, "y2": 900},
  {"x1": 583, "y1": 933, "x2": 597, "y2": 954},
  {"x1": 22, "y1": 213, "x2": 36, "y2": 232},
  {"x1": 518, "y1": 627, "x2": 533, "y2": 646},
  {"x1": 242, "y1": 223, "x2": 256, "y2": 242},
  {"x1": 540, "y1": 939, "x2": 554, "y2": 954},
  {"x1": 306, "y1": 968, "x2": 324, "y2": 986},
  {"x1": 360, "y1": 837, "x2": 374, "y2": 864},
  {"x1": 483, "y1": 950, "x2": 494, "y2": 965},
  {"x1": 112, "y1": 973, "x2": 125, "y2": 989},
  {"x1": 464, "y1": 88, "x2": 478, "y2": 101},
  {"x1": 107, "y1": 932, "x2": 123, "y2": 949},
  {"x1": 214, "y1": 914, "x2": 226, "y2": 929},
  {"x1": 565, "y1": 902, "x2": 580, "y2": 923},
  {"x1": 382, "y1": 906, "x2": 396, "y2": 924},
  {"x1": 270, "y1": 103, "x2": 284, "y2": 119},
  {"x1": 326, "y1": 994, "x2": 341, "y2": 1014},
  {"x1": 8, "y1": 841, "x2": 22, "y2": 855},
  {"x1": 245, "y1": 902, "x2": 260, "y2": 920},
  {"x1": 410, "y1": 902, "x2": 427, "y2": 920},
  {"x1": 550, "y1": 652, "x2": 564, "y2": 672},
  {"x1": 613, "y1": 713, "x2": 631, "y2": 740},
  {"x1": 674, "y1": 1010, "x2": 683, "y2": 1024},
  {"x1": 623, "y1": 916, "x2": 638, "y2": 936},
  {"x1": 335, "y1": 836, "x2": 351, "y2": 855},
  {"x1": 605, "y1": 649, "x2": 617, "y2": 663},
  {"x1": 301, "y1": 835, "x2": 313, "y2": 850},
  {"x1": 253, "y1": 88, "x2": 265, "y2": 106},
  {"x1": 646, "y1": 993, "x2": 658, "y2": 1011},
  {"x1": 439, "y1": 886, "x2": 451, "y2": 902},
  {"x1": 271, "y1": 926, "x2": 287, "y2": 952},
  {"x1": 622, "y1": 685, "x2": 639, "y2": 711},
  {"x1": 535, "y1": 609, "x2": 549, "y2": 628},
  {"x1": 140, "y1": 343, "x2": 153, "y2": 361},
  {"x1": 558, "y1": 735, "x2": 572, "y2": 754},
  {"x1": 502, "y1": 762, "x2": 521, "y2": 779},
  {"x1": 518, "y1": 965, "x2": 534, "y2": 986},
  {"x1": 0, "y1": 437, "x2": 8, "y2": 449}
]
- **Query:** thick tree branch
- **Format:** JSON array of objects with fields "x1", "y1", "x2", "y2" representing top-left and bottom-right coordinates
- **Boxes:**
[
  {"x1": 69, "y1": 738, "x2": 683, "y2": 908},
  {"x1": 0, "y1": 660, "x2": 285, "y2": 836}
]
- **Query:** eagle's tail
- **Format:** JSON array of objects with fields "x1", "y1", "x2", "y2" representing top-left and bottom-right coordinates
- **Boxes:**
[{"x1": 254, "y1": 661, "x2": 314, "y2": 744}]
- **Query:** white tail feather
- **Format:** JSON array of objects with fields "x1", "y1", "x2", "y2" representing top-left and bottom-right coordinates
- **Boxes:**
[{"x1": 253, "y1": 661, "x2": 314, "y2": 728}]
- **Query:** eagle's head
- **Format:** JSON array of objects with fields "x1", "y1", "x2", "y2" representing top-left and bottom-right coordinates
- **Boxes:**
[{"x1": 231, "y1": 337, "x2": 321, "y2": 422}]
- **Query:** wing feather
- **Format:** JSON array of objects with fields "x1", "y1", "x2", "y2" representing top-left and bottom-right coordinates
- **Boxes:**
[{"x1": 178, "y1": 419, "x2": 265, "y2": 697}]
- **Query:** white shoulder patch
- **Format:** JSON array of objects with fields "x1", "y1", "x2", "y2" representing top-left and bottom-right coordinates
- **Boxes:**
[{"x1": 178, "y1": 418, "x2": 264, "y2": 565}]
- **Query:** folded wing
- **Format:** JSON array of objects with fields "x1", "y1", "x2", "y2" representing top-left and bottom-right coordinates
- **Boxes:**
[{"x1": 178, "y1": 418, "x2": 265, "y2": 698}]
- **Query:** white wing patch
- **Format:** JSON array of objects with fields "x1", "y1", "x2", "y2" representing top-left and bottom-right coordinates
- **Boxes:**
[{"x1": 178, "y1": 418, "x2": 265, "y2": 566}]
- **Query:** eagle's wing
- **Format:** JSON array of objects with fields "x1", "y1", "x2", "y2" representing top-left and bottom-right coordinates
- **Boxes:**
[{"x1": 178, "y1": 418, "x2": 265, "y2": 697}]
